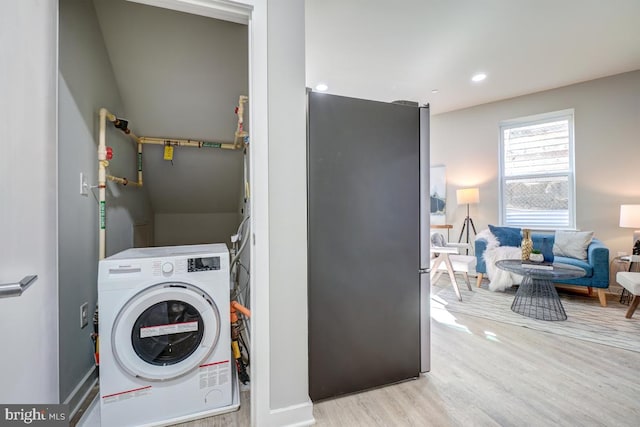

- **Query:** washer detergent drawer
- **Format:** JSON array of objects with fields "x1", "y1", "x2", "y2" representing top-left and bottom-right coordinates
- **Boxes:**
[{"x1": 111, "y1": 282, "x2": 221, "y2": 381}]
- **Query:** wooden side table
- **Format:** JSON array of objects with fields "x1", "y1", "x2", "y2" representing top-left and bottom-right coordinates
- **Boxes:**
[{"x1": 431, "y1": 224, "x2": 453, "y2": 241}]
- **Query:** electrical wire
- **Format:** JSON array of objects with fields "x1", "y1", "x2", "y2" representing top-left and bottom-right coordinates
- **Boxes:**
[
  {"x1": 238, "y1": 329, "x2": 250, "y2": 366},
  {"x1": 231, "y1": 259, "x2": 251, "y2": 345},
  {"x1": 230, "y1": 216, "x2": 250, "y2": 269},
  {"x1": 89, "y1": 186, "x2": 100, "y2": 204},
  {"x1": 231, "y1": 263, "x2": 250, "y2": 300}
]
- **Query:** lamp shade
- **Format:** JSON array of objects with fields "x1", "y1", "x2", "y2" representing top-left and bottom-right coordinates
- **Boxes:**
[
  {"x1": 456, "y1": 188, "x2": 479, "y2": 205},
  {"x1": 619, "y1": 205, "x2": 640, "y2": 228}
]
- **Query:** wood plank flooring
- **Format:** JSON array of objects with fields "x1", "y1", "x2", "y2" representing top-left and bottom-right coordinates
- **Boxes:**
[
  {"x1": 313, "y1": 310, "x2": 640, "y2": 426},
  {"x1": 79, "y1": 283, "x2": 640, "y2": 427}
]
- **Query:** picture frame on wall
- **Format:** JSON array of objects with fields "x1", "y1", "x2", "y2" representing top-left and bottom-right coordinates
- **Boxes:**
[{"x1": 430, "y1": 165, "x2": 446, "y2": 224}]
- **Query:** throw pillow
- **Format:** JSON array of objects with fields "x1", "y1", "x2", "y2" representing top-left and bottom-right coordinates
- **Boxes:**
[
  {"x1": 552, "y1": 230, "x2": 594, "y2": 260},
  {"x1": 488, "y1": 225, "x2": 522, "y2": 247},
  {"x1": 541, "y1": 236, "x2": 555, "y2": 263},
  {"x1": 533, "y1": 235, "x2": 555, "y2": 263},
  {"x1": 431, "y1": 232, "x2": 447, "y2": 247}
]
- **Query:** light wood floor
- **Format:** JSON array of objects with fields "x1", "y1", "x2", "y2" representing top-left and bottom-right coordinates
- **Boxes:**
[
  {"x1": 313, "y1": 310, "x2": 640, "y2": 426},
  {"x1": 170, "y1": 305, "x2": 640, "y2": 426}
]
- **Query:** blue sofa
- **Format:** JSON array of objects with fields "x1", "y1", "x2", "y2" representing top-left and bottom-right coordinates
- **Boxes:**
[{"x1": 475, "y1": 231, "x2": 610, "y2": 306}]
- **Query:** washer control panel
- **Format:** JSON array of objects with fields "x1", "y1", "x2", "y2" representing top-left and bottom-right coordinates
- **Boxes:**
[
  {"x1": 188, "y1": 256, "x2": 221, "y2": 272},
  {"x1": 152, "y1": 259, "x2": 187, "y2": 277}
]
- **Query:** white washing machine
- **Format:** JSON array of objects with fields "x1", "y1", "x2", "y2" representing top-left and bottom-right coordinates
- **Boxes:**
[{"x1": 98, "y1": 244, "x2": 237, "y2": 427}]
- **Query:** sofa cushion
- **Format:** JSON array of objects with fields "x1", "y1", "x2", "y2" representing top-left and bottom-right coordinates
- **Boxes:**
[
  {"x1": 488, "y1": 225, "x2": 521, "y2": 247},
  {"x1": 553, "y1": 230, "x2": 594, "y2": 260},
  {"x1": 553, "y1": 256, "x2": 593, "y2": 277}
]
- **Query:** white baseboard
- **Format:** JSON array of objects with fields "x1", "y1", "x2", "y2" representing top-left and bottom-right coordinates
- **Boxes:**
[
  {"x1": 266, "y1": 399, "x2": 315, "y2": 427},
  {"x1": 64, "y1": 366, "x2": 98, "y2": 419}
]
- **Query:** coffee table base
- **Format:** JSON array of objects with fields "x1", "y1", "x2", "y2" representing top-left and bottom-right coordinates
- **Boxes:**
[{"x1": 511, "y1": 276, "x2": 567, "y2": 321}]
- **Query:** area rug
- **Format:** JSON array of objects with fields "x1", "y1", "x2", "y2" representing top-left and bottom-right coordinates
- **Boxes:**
[{"x1": 432, "y1": 280, "x2": 640, "y2": 353}]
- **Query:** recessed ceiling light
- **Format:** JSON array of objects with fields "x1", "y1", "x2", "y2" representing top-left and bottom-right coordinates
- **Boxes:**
[
  {"x1": 315, "y1": 83, "x2": 328, "y2": 92},
  {"x1": 471, "y1": 73, "x2": 487, "y2": 82},
  {"x1": 431, "y1": 89, "x2": 439, "y2": 94}
]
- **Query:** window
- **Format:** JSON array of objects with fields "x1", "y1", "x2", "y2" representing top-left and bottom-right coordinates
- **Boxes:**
[{"x1": 499, "y1": 109, "x2": 575, "y2": 229}]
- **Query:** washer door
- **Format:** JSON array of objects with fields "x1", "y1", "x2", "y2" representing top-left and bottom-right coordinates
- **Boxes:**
[{"x1": 112, "y1": 282, "x2": 221, "y2": 381}]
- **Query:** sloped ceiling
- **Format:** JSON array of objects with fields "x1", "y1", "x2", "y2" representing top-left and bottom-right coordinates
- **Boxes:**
[
  {"x1": 305, "y1": 0, "x2": 640, "y2": 114},
  {"x1": 93, "y1": 0, "x2": 248, "y2": 214}
]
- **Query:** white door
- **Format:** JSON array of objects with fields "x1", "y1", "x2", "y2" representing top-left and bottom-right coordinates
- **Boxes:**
[
  {"x1": 110, "y1": 283, "x2": 221, "y2": 381},
  {"x1": 0, "y1": 1, "x2": 59, "y2": 403}
]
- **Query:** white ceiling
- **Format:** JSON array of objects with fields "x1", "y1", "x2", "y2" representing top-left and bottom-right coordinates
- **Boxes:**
[{"x1": 305, "y1": 0, "x2": 640, "y2": 114}]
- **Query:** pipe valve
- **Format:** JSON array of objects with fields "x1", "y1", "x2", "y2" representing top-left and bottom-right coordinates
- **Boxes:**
[
  {"x1": 106, "y1": 146, "x2": 113, "y2": 160},
  {"x1": 113, "y1": 117, "x2": 130, "y2": 134}
]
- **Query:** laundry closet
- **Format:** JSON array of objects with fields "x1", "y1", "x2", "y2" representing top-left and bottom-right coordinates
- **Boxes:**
[{"x1": 58, "y1": 0, "x2": 250, "y2": 423}]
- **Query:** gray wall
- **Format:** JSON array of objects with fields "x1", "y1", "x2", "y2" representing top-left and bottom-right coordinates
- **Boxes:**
[
  {"x1": 58, "y1": 0, "x2": 153, "y2": 406},
  {"x1": 154, "y1": 213, "x2": 239, "y2": 247},
  {"x1": 431, "y1": 70, "x2": 640, "y2": 269},
  {"x1": 93, "y1": 0, "x2": 248, "y2": 232}
]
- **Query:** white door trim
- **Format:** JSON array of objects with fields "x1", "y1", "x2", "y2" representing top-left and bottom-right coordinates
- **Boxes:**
[{"x1": 127, "y1": 0, "x2": 251, "y2": 24}]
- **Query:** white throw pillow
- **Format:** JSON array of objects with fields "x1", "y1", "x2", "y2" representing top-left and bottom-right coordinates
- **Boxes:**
[{"x1": 553, "y1": 230, "x2": 594, "y2": 260}]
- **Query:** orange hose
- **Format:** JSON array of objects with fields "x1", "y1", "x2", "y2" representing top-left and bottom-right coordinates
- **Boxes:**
[{"x1": 230, "y1": 300, "x2": 251, "y2": 323}]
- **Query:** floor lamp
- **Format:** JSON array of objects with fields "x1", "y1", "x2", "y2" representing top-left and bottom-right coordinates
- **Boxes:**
[{"x1": 457, "y1": 188, "x2": 479, "y2": 253}]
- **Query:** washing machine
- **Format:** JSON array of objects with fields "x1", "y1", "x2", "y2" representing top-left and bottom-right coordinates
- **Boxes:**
[{"x1": 98, "y1": 244, "x2": 237, "y2": 427}]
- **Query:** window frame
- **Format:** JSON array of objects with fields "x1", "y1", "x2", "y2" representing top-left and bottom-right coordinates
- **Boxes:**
[{"x1": 498, "y1": 109, "x2": 576, "y2": 230}]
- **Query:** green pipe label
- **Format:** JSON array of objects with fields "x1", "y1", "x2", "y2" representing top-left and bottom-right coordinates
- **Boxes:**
[
  {"x1": 202, "y1": 142, "x2": 222, "y2": 148},
  {"x1": 137, "y1": 153, "x2": 142, "y2": 171},
  {"x1": 100, "y1": 201, "x2": 106, "y2": 230}
]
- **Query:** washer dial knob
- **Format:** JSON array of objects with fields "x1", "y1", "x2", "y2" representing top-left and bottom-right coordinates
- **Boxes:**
[{"x1": 162, "y1": 262, "x2": 174, "y2": 275}]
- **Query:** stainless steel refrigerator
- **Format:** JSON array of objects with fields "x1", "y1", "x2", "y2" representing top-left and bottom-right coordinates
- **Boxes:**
[{"x1": 308, "y1": 92, "x2": 430, "y2": 401}]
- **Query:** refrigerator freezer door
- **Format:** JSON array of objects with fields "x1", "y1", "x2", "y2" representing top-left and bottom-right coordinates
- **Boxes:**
[{"x1": 308, "y1": 92, "x2": 425, "y2": 401}]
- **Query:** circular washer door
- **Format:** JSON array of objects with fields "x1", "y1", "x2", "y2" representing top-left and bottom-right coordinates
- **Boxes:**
[{"x1": 111, "y1": 282, "x2": 221, "y2": 381}]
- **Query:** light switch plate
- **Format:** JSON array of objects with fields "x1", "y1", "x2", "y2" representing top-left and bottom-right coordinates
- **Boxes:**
[
  {"x1": 80, "y1": 302, "x2": 89, "y2": 328},
  {"x1": 80, "y1": 172, "x2": 88, "y2": 196}
]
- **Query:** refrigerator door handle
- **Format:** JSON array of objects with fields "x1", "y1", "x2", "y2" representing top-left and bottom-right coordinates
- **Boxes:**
[{"x1": 419, "y1": 105, "x2": 431, "y2": 374}]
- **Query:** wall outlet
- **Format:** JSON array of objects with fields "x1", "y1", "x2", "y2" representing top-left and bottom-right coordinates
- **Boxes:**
[
  {"x1": 80, "y1": 302, "x2": 89, "y2": 328},
  {"x1": 80, "y1": 172, "x2": 89, "y2": 196}
]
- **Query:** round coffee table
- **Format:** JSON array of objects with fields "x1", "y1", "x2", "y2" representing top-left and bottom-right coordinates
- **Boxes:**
[{"x1": 495, "y1": 259, "x2": 586, "y2": 321}]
